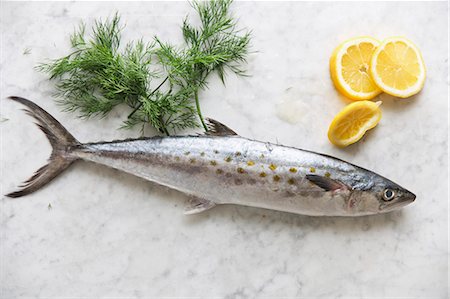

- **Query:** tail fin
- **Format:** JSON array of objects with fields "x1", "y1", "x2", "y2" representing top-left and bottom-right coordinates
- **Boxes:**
[{"x1": 6, "y1": 96, "x2": 80, "y2": 198}]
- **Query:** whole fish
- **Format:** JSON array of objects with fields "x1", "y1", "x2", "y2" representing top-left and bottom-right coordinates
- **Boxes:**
[{"x1": 6, "y1": 97, "x2": 415, "y2": 216}]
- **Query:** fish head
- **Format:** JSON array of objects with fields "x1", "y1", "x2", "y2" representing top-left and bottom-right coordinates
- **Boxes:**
[
  {"x1": 374, "y1": 180, "x2": 416, "y2": 213},
  {"x1": 347, "y1": 170, "x2": 416, "y2": 215}
]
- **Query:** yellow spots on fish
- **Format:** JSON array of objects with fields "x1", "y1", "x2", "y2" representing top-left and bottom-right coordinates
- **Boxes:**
[
  {"x1": 289, "y1": 167, "x2": 297, "y2": 173},
  {"x1": 235, "y1": 151, "x2": 242, "y2": 156},
  {"x1": 269, "y1": 164, "x2": 277, "y2": 171},
  {"x1": 214, "y1": 150, "x2": 219, "y2": 154},
  {"x1": 273, "y1": 175, "x2": 281, "y2": 182},
  {"x1": 210, "y1": 160, "x2": 217, "y2": 166},
  {"x1": 189, "y1": 158, "x2": 196, "y2": 164},
  {"x1": 325, "y1": 172, "x2": 331, "y2": 178},
  {"x1": 288, "y1": 178, "x2": 296, "y2": 185},
  {"x1": 216, "y1": 169, "x2": 223, "y2": 175},
  {"x1": 247, "y1": 161, "x2": 255, "y2": 166},
  {"x1": 259, "y1": 172, "x2": 267, "y2": 178},
  {"x1": 200, "y1": 152, "x2": 205, "y2": 157},
  {"x1": 225, "y1": 156, "x2": 232, "y2": 162},
  {"x1": 184, "y1": 151, "x2": 190, "y2": 156},
  {"x1": 237, "y1": 167, "x2": 245, "y2": 174},
  {"x1": 309, "y1": 167, "x2": 316, "y2": 173}
]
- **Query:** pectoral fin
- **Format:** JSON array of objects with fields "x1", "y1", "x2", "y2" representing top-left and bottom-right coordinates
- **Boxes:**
[
  {"x1": 184, "y1": 197, "x2": 217, "y2": 215},
  {"x1": 306, "y1": 175, "x2": 350, "y2": 192}
]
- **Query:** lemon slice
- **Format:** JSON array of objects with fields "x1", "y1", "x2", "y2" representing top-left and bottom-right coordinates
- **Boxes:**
[
  {"x1": 330, "y1": 37, "x2": 382, "y2": 100},
  {"x1": 328, "y1": 101, "x2": 382, "y2": 147},
  {"x1": 370, "y1": 37, "x2": 426, "y2": 98}
]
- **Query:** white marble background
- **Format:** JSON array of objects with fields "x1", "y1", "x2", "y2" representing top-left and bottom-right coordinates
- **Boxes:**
[{"x1": 1, "y1": 1, "x2": 448, "y2": 298}]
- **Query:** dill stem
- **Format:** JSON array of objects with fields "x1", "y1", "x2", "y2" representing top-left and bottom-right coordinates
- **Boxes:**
[
  {"x1": 127, "y1": 76, "x2": 169, "y2": 119},
  {"x1": 194, "y1": 90, "x2": 208, "y2": 131},
  {"x1": 161, "y1": 122, "x2": 170, "y2": 136}
]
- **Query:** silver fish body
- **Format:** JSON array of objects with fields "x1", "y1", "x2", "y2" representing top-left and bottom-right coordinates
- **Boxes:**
[{"x1": 7, "y1": 97, "x2": 416, "y2": 216}]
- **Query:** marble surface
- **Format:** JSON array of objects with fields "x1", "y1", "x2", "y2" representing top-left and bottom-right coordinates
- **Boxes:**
[{"x1": 1, "y1": 1, "x2": 448, "y2": 298}]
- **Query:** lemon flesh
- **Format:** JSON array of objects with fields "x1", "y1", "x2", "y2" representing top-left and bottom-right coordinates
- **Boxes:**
[
  {"x1": 330, "y1": 37, "x2": 382, "y2": 100},
  {"x1": 370, "y1": 37, "x2": 426, "y2": 98},
  {"x1": 328, "y1": 101, "x2": 382, "y2": 147}
]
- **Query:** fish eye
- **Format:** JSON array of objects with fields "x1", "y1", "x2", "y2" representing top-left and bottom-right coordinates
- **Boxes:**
[{"x1": 383, "y1": 189, "x2": 395, "y2": 201}]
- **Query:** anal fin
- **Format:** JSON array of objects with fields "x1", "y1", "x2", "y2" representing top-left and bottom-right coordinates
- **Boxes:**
[{"x1": 184, "y1": 197, "x2": 217, "y2": 215}]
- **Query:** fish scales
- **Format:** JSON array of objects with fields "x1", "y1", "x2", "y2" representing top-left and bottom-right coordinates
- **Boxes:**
[{"x1": 65, "y1": 136, "x2": 407, "y2": 216}]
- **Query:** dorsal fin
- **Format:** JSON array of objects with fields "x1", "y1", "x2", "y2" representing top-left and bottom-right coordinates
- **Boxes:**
[
  {"x1": 306, "y1": 175, "x2": 350, "y2": 192},
  {"x1": 205, "y1": 118, "x2": 238, "y2": 136}
]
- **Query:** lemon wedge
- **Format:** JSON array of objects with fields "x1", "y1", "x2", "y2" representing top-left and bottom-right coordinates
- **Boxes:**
[
  {"x1": 370, "y1": 37, "x2": 426, "y2": 98},
  {"x1": 330, "y1": 37, "x2": 382, "y2": 100},
  {"x1": 328, "y1": 101, "x2": 382, "y2": 147}
]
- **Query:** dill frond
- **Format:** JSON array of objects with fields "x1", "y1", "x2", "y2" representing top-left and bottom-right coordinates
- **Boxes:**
[{"x1": 38, "y1": 0, "x2": 251, "y2": 134}]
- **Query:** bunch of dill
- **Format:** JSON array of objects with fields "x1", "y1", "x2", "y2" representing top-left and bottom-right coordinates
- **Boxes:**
[{"x1": 38, "y1": 0, "x2": 251, "y2": 135}]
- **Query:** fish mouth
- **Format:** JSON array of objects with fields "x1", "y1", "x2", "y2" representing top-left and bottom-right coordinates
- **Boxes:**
[{"x1": 380, "y1": 192, "x2": 416, "y2": 211}]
